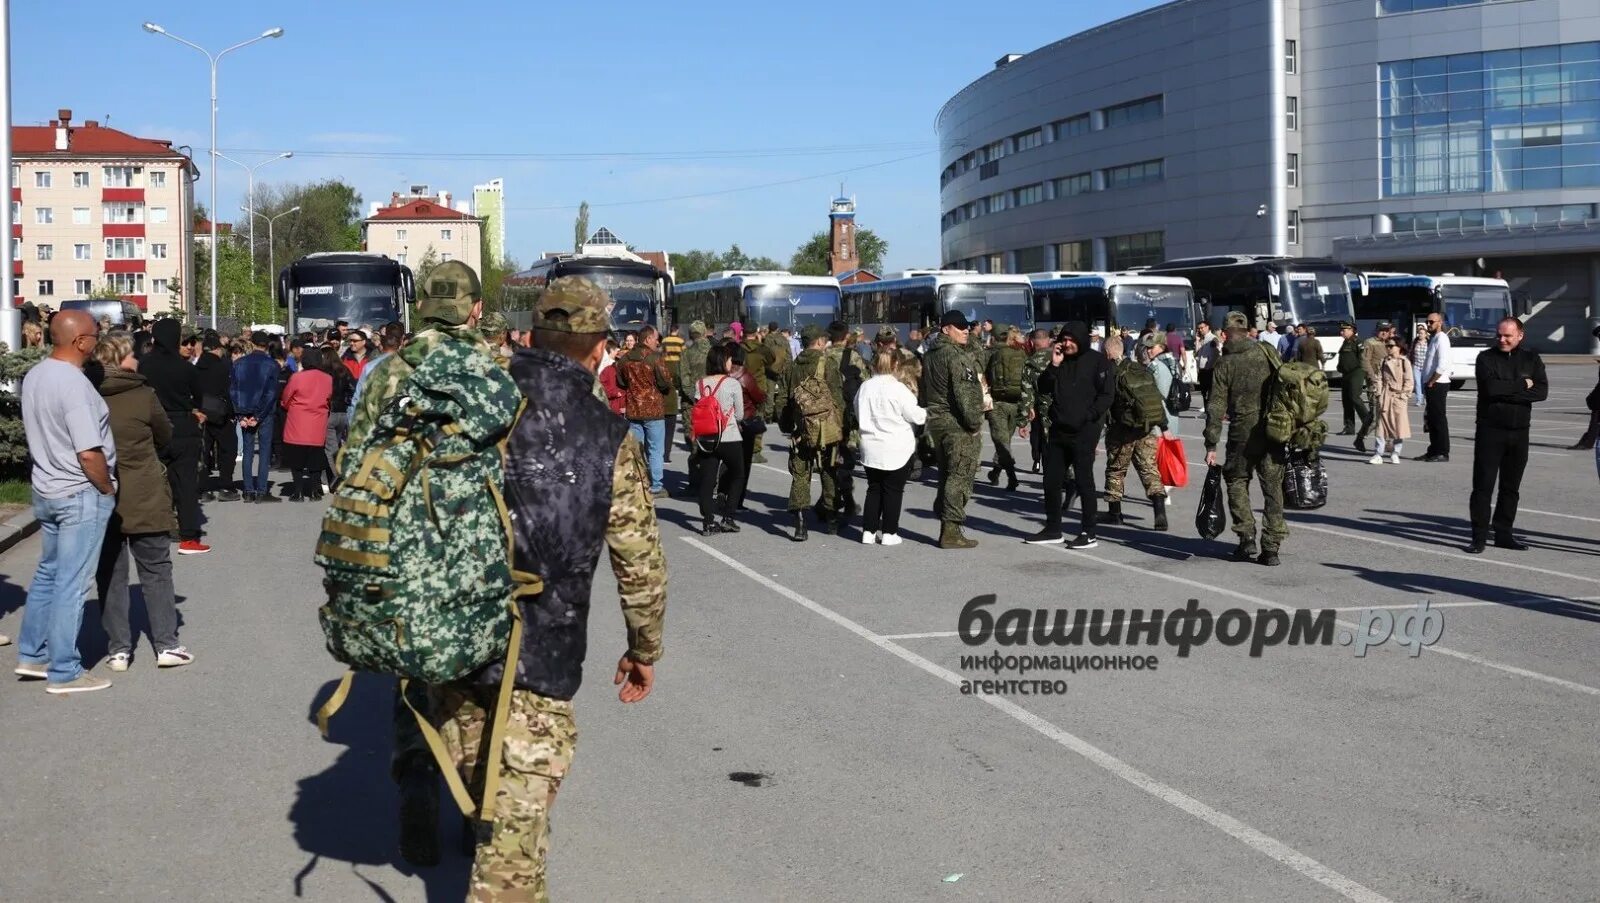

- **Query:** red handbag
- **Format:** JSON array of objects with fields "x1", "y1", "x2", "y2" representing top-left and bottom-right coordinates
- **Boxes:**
[{"x1": 1157, "y1": 436, "x2": 1189, "y2": 488}]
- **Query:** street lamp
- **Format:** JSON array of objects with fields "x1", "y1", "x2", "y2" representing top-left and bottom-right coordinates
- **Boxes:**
[
  {"x1": 144, "y1": 21, "x2": 285, "y2": 327},
  {"x1": 217, "y1": 150, "x2": 292, "y2": 280},
  {"x1": 246, "y1": 205, "x2": 298, "y2": 330}
]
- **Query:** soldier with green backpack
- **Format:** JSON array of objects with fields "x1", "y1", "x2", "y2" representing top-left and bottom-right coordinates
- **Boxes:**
[
  {"x1": 782, "y1": 324, "x2": 844, "y2": 540},
  {"x1": 984, "y1": 324, "x2": 1028, "y2": 491},
  {"x1": 1101, "y1": 334, "x2": 1172, "y2": 530}
]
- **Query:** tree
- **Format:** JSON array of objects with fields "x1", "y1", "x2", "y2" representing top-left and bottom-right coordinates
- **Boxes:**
[
  {"x1": 194, "y1": 239, "x2": 273, "y2": 329},
  {"x1": 670, "y1": 245, "x2": 787, "y2": 283},
  {"x1": 250, "y1": 179, "x2": 364, "y2": 277},
  {"x1": 412, "y1": 247, "x2": 442, "y2": 287},
  {"x1": 573, "y1": 201, "x2": 590, "y2": 253},
  {"x1": 789, "y1": 228, "x2": 888, "y2": 277}
]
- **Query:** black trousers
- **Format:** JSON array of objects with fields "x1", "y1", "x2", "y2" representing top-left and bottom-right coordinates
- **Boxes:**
[
  {"x1": 833, "y1": 441, "x2": 859, "y2": 511},
  {"x1": 1469, "y1": 426, "x2": 1529, "y2": 541},
  {"x1": 1423, "y1": 383, "x2": 1451, "y2": 456},
  {"x1": 1342, "y1": 377, "x2": 1372, "y2": 434},
  {"x1": 1198, "y1": 368, "x2": 1215, "y2": 409},
  {"x1": 1043, "y1": 426, "x2": 1099, "y2": 535},
  {"x1": 1575, "y1": 408, "x2": 1599, "y2": 447},
  {"x1": 863, "y1": 457, "x2": 913, "y2": 534},
  {"x1": 1029, "y1": 412, "x2": 1047, "y2": 467},
  {"x1": 736, "y1": 430, "x2": 758, "y2": 509},
  {"x1": 203, "y1": 421, "x2": 237, "y2": 492},
  {"x1": 283, "y1": 444, "x2": 328, "y2": 497},
  {"x1": 164, "y1": 429, "x2": 203, "y2": 541},
  {"x1": 694, "y1": 439, "x2": 745, "y2": 522}
]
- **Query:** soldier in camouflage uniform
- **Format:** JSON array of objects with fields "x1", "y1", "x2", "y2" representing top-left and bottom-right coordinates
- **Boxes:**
[
  {"x1": 1203, "y1": 311, "x2": 1289, "y2": 566},
  {"x1": 740, "y1": 327, "x2": 773, "y2": 463},
  {"x1": 437, "y1": 276, "x2": 667, "y2": 902},
  {"x1": 983, "y1": 324, "x2": 1028, "y2": 491},
  {"x1": 762, "y1": 320, "x2": 792, "y2": 428},
  {"x1": 1021, "y1": 329, "x2": 1052, "y2": 473},
  {"x1": 922, "y1": 310, "x2": 985, "y2": 549},
  {"x1": 787, "y1": 324, "x2": 843, "y2": 539},
  {"x1": 825, "y1": 321, "x2": 866, "y2": 520},
  {"x1": 1101, "y1": 334, "x2": 1171, "y2": 531}
]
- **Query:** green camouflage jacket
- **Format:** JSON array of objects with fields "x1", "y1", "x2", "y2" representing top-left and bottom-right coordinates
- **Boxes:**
[
  {"x1": 1021, "y1": 347, "x2": 1051, "y2": 414},
  {"x1": 921, "y1": 333, "x2": 984, "y2": 433},
  {"x1": 1204, "y1": 335, "x2": 1277, "y2": 450},
  {"x1": 343, "y1": 324, "x2": 495, "y2": 464},
  {"x1": 678, "y1": 337, "x2": 712, "y2": 403}
]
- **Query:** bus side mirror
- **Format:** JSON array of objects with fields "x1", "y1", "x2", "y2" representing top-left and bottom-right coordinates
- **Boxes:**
[
  {"x1": 276, "y1": 273, "x2": 289, "y2": 307},
  {"x1": 401, "y1": 268, "x2": 416, "y2": 303}
]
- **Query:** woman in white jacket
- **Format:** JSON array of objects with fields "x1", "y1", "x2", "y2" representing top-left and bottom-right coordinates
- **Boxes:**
[{"x1": 854, "y1": 351, "x2": 928, "y2": 545}]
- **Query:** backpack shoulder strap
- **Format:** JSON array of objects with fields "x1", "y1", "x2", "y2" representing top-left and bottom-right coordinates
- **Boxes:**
[{"x1": 1255, "y1": 341, "x2": 1282, "y2": 374}]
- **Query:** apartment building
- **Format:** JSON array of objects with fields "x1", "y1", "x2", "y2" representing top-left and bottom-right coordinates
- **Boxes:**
[
  {"x1": 362, "y1": 190, "x2": 483, "y2": 274},
  {"x1": 10, "y1": 109, "x2": 196, "y2": 313}
]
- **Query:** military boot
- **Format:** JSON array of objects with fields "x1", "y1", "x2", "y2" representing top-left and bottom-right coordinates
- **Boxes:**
[
  {"x1": 398, "y1": 758, "x2": 441, "y2": 868},
  {"x1": 792, "y1": 511, "x2": 808, "y2": 543},
  {"x1": 1230, "y1": 539, "x2": 1258, "y2": 562},
  {"x1": 1005, "y1": 465, "x2": 1020, "y2": 492},
  {"x1": 939, "y1": 522, "x2": 979, "y2": 549},
  {"x1": 1257, "y1": 548, "x2": 1281, "y2": 567},
  {"x1": 987, "y1": 466, "x2": 1001, "y2": 486},
  {"x1": 1098, "y1": 501, "x2": 1124, "y2": 526},
  {"x1": 1152, "y1": 496, "x2": 1169, "y2": 532}
]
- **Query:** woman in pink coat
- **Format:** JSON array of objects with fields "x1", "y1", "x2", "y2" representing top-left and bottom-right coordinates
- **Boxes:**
[{"x1": 280, "y1": 346, "x2": 333, "y2": 501}]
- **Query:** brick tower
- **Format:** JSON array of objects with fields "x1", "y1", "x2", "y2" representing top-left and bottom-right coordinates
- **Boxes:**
[{"x1": 827, "y1": 192, "x2": 859, "y2": 276}]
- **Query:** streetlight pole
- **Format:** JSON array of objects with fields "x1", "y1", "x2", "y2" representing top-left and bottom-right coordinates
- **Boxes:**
[
  {"x1": 143, "y1": 22, "x2": 284, "y2": 328},
  {"x1": 248, "y1": 205, "x2": 298, "y2": 331},
  {"x1": 217, "y1": 150, "x2": 292, "y2": 281}
]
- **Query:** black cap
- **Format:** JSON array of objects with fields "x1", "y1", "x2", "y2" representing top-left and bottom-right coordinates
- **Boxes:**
[
  {"x1": 1376, "y1": 321, "x2": 1395, "y2": 332},
  {"x1": 1339, "y1": 320, "x2": 1356, "y2": 330},
  {"x1": 940, "y1": 310, "x2": 971, "y2": 329}
]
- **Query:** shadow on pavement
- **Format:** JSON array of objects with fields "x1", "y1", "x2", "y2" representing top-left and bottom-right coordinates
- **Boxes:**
[
  {"x1": 1301, "y1": 508, "x2": 1600, "y2": 558},
  {"x1": 292, "y1": 677, "x2": 468, "y2": 901},
  {"x1": 1325, "y1": 563, "x2": 1600, "y2": 624},
  {"x1": 0, "y1": 571, "x2": 24, "y2": 621}
]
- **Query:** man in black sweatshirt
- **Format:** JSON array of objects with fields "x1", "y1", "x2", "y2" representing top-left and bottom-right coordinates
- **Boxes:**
[
  {"x1": 1026, "y1": 320, "x2": 1114, "y2": 548},
  {"x1": 1468, "y1": 316, "x2": 1548, "y2": 553},
  {"x1": 194, "y1": 335, "x2": 239, "y2": 502},
  {"x1": 139, "y1": 319, "x2": 209, "y2": 553}
]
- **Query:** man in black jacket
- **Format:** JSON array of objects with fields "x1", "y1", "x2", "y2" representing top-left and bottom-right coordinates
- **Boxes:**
[
  {"x1": 139, "y1": 319, "x2": 209, "y2": 553},
  {"x1": 194, "y1": 335, "x2": 239, "y2": 502},
  {"x1": 1026, "y1": 320, "x2": 1114, "y2": 548},
  {"x1": 1569, "y1": 324, "x2": 1600, "y2": 450},
  {"x1": 1468, "y1": 317, "x2": 1548, "y2": 553}
]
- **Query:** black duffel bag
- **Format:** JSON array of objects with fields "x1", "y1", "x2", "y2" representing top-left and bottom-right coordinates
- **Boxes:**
[
  {"x1": 1283, "y1": 450, "x2": 1329, "y2": 510},
  {"x1": 1196, "y1": 464, "x2": 1226, "y2": 539}
]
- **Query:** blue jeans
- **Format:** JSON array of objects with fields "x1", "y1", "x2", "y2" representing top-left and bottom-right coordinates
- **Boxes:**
[
  {"x1": 628, "y1": 418, "x2": 666, "y2": 492},
  {"x1": 241, "y1": 414, "x2": 275, "y2": 493},
  {"x1": 1412, "y1": 368, "x2": 1424, "y2": 405},
  {"x1": 19, "y1": 487, "x2": 116, "y2": 683}
]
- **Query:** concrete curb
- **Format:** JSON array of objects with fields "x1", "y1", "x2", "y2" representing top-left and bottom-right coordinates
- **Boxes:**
[{"x1": 0, "y1": 510, "x2": 39, "y2": 556}]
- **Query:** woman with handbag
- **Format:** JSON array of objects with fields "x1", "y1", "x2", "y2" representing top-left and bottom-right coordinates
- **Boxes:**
[
  {"x1": 1373, "y1": 337, "x2": 1413, "y2": 465},
  {"x1": 692, "y1": 345, "x2": 747, "y2": 535}
]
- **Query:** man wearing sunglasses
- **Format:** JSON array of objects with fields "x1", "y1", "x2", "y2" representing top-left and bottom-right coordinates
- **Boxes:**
[{"x1": 14, "y1": 311, "x2": 119, "y2": 694}]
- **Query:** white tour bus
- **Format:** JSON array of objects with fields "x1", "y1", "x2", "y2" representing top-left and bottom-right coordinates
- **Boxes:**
[
  {"x1": 840, "y1": 270, "x2": 1033, "y2": 344},
  {"x1": 672, "y1": 271, "x2": 842, "y2": 334},
  {"x1": 1351, "y1": 274, "x2": 1514, "y2": 385}
]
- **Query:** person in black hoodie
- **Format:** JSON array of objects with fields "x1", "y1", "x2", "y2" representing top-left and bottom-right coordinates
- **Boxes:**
[
  {"x1": 195, "y1": 334, "x2": 239, "y2": 502},
  {"x1": 140, "y1": 319, "x2": 209, "y2": 554},
  {"x1": 1025, "y1": 321, "x2": 1114, "y2": 548},
  {"x1": 1467, "y1": 316, "x2": 1548, "y2": 553}
]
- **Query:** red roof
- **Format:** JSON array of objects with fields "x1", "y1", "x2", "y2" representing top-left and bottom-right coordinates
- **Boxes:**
[
  {"x1": 195, "y1": 218, "x2": 233, "y2": 235},
  {"x1": 11, "y1": 120, "x2": 189, "y2": 160},
  {"x1": 366, "y1": 199, "x2": 474, "y2": 222},
  {"x1": 634, "y1": 250, "x2": 670, "y2": 273}
]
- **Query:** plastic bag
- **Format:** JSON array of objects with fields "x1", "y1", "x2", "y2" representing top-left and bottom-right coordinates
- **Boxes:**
[
  {"x1": 1196, "y1": 464, "x2": 1226, "y2": 539},
  {"x1": 1157, "y1": 437, "x2": 1189, "y2": 488},
  {"x1": 1283, "y1": 453, "x2": 1329, "y2": 510}
]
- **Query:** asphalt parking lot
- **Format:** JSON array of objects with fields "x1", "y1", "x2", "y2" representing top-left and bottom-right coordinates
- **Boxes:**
[{"x1": 0, "y1": 362, "x2": 1596, "y2": 902}]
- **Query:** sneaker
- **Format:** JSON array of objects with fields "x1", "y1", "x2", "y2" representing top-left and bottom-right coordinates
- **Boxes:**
[
  {"x1": 14, "y1": 661, "x2": 47, "y2": 679},
  {"x1": 256, "y1": 492, "x2": 282, "y2": 504},
  {"x1": 1067, "y1": 533, "x2": 1099, "y2": 550},
  {"x1": 861, "y1": 531, "x2": 878, "y2": 545},
  {"x1": 0, "y1": 632, "x2": 10, "y2": 647},
  {"x1": 1368, "y1": 454, "x2": 1383, "y2": 465},
  {"x1": 1023, "y1": 529, "x2": 1066, "y2": 545},
  {"x1": 177, "y1": 540, "x2": 211, "y2": 555},
  {"x1": 107, "y1": 652, "x2": 131, "y2": 672},
  {"x1": 1388, "y1": 454, "x2": 1400, "y2": 465},
  {"x1": 651, "y1": 488, "x2": 669, "y2": 499},
  {"x1": 879, "y1": 533, "x2": 904, "y2": 546},
  {"x1": 45, "y1": 672, "x2": 111, "y2": 695},
  {"x1": 157, "y1": 647, "x2": 194, "y2": 668},
  {"x1": 214, "y1": 489, "x2": 241, "y2": 502}
]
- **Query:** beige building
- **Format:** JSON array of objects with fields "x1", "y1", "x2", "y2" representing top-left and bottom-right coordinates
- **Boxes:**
[
  {"x1": 362, "y1": 191, "x2": 482, "y2": 275},
  {"x1": 10, "y1": 109, "x2": 196, "y2": 314}
]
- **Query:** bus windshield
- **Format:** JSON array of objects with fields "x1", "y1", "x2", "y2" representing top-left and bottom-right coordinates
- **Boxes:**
[
  {"x1": 940, "y1": 283, "x2": 1031, "y2": 329},
  {"x1": 745, "y1": 284, "x2": 840, "y2": 332},
  {"x1": 1441, "y1": 285, "x2": 1510, "y2": 339},
  {"x1": 294, "y1": 283, "x2": 401, "y2": 332},
  {"x1": 1283, "y1": 268, "x2": 1353, "y2": 328},
  {"x1": 1112, "y1": 284, "x2": 1193, "y2": 332},
  {"x1": 577, "y1": 268, "x2": 659, "y2": 330}
]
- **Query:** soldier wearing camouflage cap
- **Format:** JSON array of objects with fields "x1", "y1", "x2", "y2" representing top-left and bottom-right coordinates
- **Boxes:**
[
  {"x1": 982, "y1": 323, "x2": 1029, "y2": 491},
  {"x1": 1204, "y1": 317, "x2": 1289, "y2": 567}
]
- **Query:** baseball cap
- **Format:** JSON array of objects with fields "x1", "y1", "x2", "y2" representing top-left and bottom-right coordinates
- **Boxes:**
[
  {"x1": 939, "y1": 310, "x2": 971, "y2": 329},
  {"x1": 875, "y1": 325, "x2": 898, "y2": 343},
  {"x1": 417, "y1": 260, "x2": 482, "y2": 325},
  {"x1": 688, "y1": 320, "x2": 707, "y2": 338},
  {"x1": 1339, "y1": 320, "x2": 1356, "y2": 330},
  {"x1": 1139, "y1": 332, "x2": 1163, "y2": 350},
  {"x1": 1376, "y1": 321, "x2": 1396, "y2": 332},
  {"x1": 992, "y1": 323, "x2": 1013, "y2": 340},
  {"x1": 533, "y1": 276, "x2": 612, "y2": 334}
]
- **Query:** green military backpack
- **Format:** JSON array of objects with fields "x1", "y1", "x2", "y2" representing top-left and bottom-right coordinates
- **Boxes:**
[
  {"x1": 987, "y1": 346, "x2": 1026, "y2": 403},
  {"x1": 313, "y1": 339, "x2": 535, "y2": 822},
  {"x1": 1258, "y1": 343, "x2": 1330, "y2": 450},
  {"x1": 784, "y1": 356, "x2": 842, "y2": 448},
  {"x1": 1112, "y1": 359, "x2": 1167, "y2": 432}
]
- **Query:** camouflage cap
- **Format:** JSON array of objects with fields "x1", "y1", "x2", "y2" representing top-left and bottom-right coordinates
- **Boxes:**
[
  {"x1": 534, "y1": 276, "x2": 612, "y2": 334},
  {"x1": 1139, "y1": 332, "x2": 1163, "y2": 350},
  {"x1": 992, "y1": 323, "x2": 1014, "y2": 340},
  {"x1": 875, "y1": 326, "x2": 899, "y2": 343},
  {"x1": 689, "y1": 320, "x2": 707, "y2": 338},
  {"x1": 1223, "y1": 311, "x2": 1250, "y2": 330},
  {"x1": 417, "y1": 260, "x2": 482, "y2": 325}
]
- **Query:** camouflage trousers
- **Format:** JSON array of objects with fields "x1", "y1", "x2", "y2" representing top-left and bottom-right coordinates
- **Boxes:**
[
  {"x1": 986, "y1": 401, "x2": 1023, "y2": 472},
  {"x1": 928, "y1": 419, "x2": 981, "y2": 524},
  {"x1": 788, "y1": 442, "x2": 838, "y2": 511},
  {"x1": 1104, "y1": 425, "x2": 1166, "y2": 502},
  {"x1": 1223, "y1": 440, "x2": 1289, "y2": 550},
  {"x1": 432, "y1": 683, "x2": 578, "y2": 903}
]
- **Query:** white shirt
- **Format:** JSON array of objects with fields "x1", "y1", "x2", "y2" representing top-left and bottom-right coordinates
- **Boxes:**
[
  {"x1": 1422, "y1": 330, "x2": 1453, "y2": 383},
  {"x1": 854, "y1": 374, "x2": 927, "y2": 470}
]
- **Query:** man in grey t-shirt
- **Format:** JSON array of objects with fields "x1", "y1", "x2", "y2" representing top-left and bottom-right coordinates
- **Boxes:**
[{"x1": 15, "y1": 310, "x2": 119, "y2": 694}]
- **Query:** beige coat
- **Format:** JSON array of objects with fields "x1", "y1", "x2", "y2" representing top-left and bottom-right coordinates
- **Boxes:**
[{"x1": 1378, "y1": 356, "x2": 1413, "y2": 440}]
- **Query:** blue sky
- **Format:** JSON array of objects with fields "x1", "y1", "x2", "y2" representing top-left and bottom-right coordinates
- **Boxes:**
[{"x1": 15, "y1": 0, "x2": 1151, "y2": 273}]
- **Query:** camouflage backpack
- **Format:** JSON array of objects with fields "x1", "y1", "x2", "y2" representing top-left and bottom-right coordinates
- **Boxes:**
[
  {"x1": 786, "y1": 356, "x2": 842, "y2": 448},
  {"x1": 1258, "y1": 343, "x2": 1330, "y2": 450},
  {"x1": 313, "y1": 338, "x2": 536, "y2": 821},
  {"x1": 987, "y1": 346, "x2": 1026, "y2": 403},
  {"x1": 1112, "y1": 359, "x2": 1167, "y2": 433}
]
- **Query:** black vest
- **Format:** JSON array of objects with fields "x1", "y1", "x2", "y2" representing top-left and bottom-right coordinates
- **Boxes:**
[{"x1": 483, "y1": 347, "x2": 628, "y2": 700}]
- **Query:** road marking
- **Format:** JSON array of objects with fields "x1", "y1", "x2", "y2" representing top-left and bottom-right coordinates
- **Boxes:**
[
  {"x1": 1518, "y1": 509, "x2": 1600, "y2": 525},
  {"x1": 1528, "y1": 450, "x2": 1570, "y2": 457},
  {"x1": 1292, "y1": 522, "x2": 1600, "y2": 588},
  {"x1": 683, "y1": 536, "x2": 1398, "y2": 903}
]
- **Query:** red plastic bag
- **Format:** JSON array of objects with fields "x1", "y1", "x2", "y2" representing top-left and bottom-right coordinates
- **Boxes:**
[{"x1": 1157, "y1": 436, "x2": 1189, "y2": 488}]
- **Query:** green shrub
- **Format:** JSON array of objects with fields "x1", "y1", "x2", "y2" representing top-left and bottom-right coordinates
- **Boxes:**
[{"x1": 0, "y1": 346, "x2": 48, "y2": 477}]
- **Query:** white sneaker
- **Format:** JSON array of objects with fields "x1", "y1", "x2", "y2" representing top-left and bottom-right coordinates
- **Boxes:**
[
  {"x1": 0, "y1": 632, "x2": 10, "y2": 646},
  {"x1": 1368, "y1": 454, "x2": 1383, "y2": 465},
  {"x1": 157, "y1": 647, "x2": 195, "y2": 668},
  {"x1": 860, "y1": 531, "x2": 877, "y2": 545},
  {"x1": 107, "y1": 653, "x2": 131, "y2": 672},
  {"x1": 45, "y1": 672, "x2": 111, "y2": 694},
  {"x1": 1389, "y1": 453, "x2": 1401, "y2": 464},
  {"x1": 879, "y1": 533, "x2": 903, "y2": 546}
]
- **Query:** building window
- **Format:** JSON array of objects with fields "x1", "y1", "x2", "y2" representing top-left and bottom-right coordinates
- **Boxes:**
[
  {"x1": 1286, "y1": 96, "x2": 1298, "y2": 131},
  {"x1": 105, "y1": 238, "x2": 145, "y2": 259},
  {"x1": 978, "y1": 139, "x2": 1006, "y2": 164},
  {"x1": 1286, "y1": 40, "x2": 1297, "y2": 74},
  {"x1": 1380, "y1": 0, "x2": 1520, "y2": 12},
  {"x1": 36, "y1": 244, "x2": 52, "y2": 261},
  {"x1": 440, "y1": 228, "x2": 452, "y2": 240},
  {"x1": 1054, "y1": 172, "x2": 1093, "y2": 197},
  {"x1": 150, "y1": 243, "x2": 168, "y2": 259},
  {"x1": 1380, "y1": 42, "x2": 1600, "y2": 196},
  {"x1": 1013, "y1": 128, "x2": 1044, "y2": 153},
  {"x1": 107, "y1": 273, "x2": 145, "y2": 295},
  {"x1": 397, "y1": 253, "x2": 408, "y2": 266},
  {"x1": 1054, "y1": 114, "x2": 1090, "y2": 140},
  {"x1": 37, "y1": 280, "x2": 54, "y2": 297},
  {"x1": 1013, "y1": 246, "x2": 1047, "y2": 273},
  {"x1": 441, "y1": 252, "x2": 453, "y2": 262},
  {"x1": 985, "y1": 253, "x2": 1004, "y2": 273},
  {"x1": 1106, "y1": 231, "x2": 1165, "y2": 270},
  {"x1": 74, "y1": 243, "x2": 91, "y2": 260},
  {"x1": 1389, "y1": 204, "x2": 1596, "y2": 233},
  {"x1": 1013, "y1": 183, "x2": 1045, "y2": 207},
  {"x1": 150, "y1": 171, "x2": 166, "y2": 189},
  {"x1": 985, "y1": 192, "x2": 1010, "y2": 214},
  {"x1": 1103, "y1": 95, "x2": 1164, "y2": 128},
  {"x1": 104, "y1": 203, "x2": 143, "y2": 224},
  {"x1": 35, "y1": 207, "x2": 53, "y2": 224},
  {"x1": 1104, "y1": 159, "x2": 1165, "y2": 190},
  {"x1": 74, "y1": 279, "x2": 93, "y2": 294},
  {"x1": 34, "y1": 171, "x2": 51, "y2": 189},
  {"x1": 1056, "y1": 240, "x2": 1092, "y2": 271},
  {"x1": 149, "y1": 207, "x2": 168, "y2": 224},
  {"x1": 153, "y1": 278, "x2": 169, "y2": 295},
  {"x1": 72, "y1": 207, "x2": 90, "y2": 225},
  {"x1": 10, "y1": 201, "x2": 18, "y2": 224},
  {"x1": 396, "y1": 228, "x2": 407, "y2": 240},
  {"x1": 10, "y1": 239, "x2": 18, "y2": 260},
  {"x1": 102, "y1": 165, "x2": 140, "y2": 188},
  {"x1": 73, "y1": 171, "x2": 89, "y2": 188},
  {"x1": 1287, "y1": 210, "x2": 1300, "y2": 245},
  {"x1": 1287, "y1": 153, "x2": 1299, "y2": 187}
]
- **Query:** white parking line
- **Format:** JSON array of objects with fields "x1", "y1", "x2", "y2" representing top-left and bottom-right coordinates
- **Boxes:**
[
  {"x1": 1292, "y1": 522, "x2": 1600, "y2": 588},
  {"x1": 683, "y1": 536, "x2": 1397, "y2": 903},
  {"x1": 1522, "y1": 508, "x2": 1600, "y2": 524}
]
